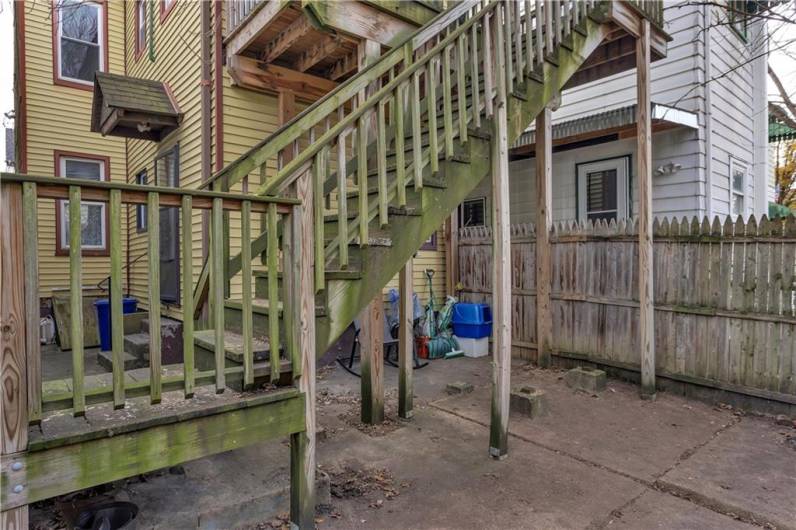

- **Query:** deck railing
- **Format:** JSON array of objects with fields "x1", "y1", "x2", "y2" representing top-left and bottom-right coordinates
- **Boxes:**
[
  {"x1": 204, "y1": 0, "x2": 599, "y2": 296},
  {"x1": 1, "y1": 173, "x2": 300, "y2": 419},
  {"x1": 226, "y1": 0, "x2": 265, "y2": 36},
  {"x1": 626, "y1": 0, "x2": 664, "y2": 28}
]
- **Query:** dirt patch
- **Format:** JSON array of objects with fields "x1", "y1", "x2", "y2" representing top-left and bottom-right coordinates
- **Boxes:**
[
  {"x1": 327, "y1": 465, "x2": 407, "y2": 503},
  {"x1": 318, "y1": 388, "x2": 405, "y2": 437}
]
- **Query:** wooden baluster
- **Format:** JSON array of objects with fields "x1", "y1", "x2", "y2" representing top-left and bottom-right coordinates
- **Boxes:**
[
  {"x1": 181, "y1": 195, "x2": 195, "y2": 398},
  {"x1": 395, "y1": 83, "x2": 407, "y2": 207},
  {"x1": 514, "y1": 0, "x2": 524, "y2": 83},
  {"x1": 525, "y1": 0, "x2": 534, "y2": 75},
  {"x1": 148, "y1": 191, "x2": 162, "y2": 403},
  {"x1": 357, "y1": 114, "x2": 369, "y2": 245},
  {"x1": 564, "y1": 0, "x2": 572, "y2": 37},
  {"x1": 483, "y1": 11, "x2": 494, "y2": 117},
  {"x1": 442, "y1": 45, "x2": 454, "y2": 159},
  {"x1": 377, "y1": 101, "x2": 389, "y2": 227},
  {"x1": 457, "y1": 33, "x2": 468, "y2": 144},
  {"x1": 555, "y1": 0, "x2": 563, "y2": 47},
  {"x1": 211, "y1": 197, "x2": 225, "y2": 392},
  {"x1": 470, "y1": 21, "x2": 481, "y2": 129},
  {"x1": 412, "y1": 69, "x2": 424, "y2": 188},
  {"x1": 241, "y1": 200, "x2": 254, "y2": 389},
  {"x1": 22, "y1": 182, "x2": 41, "y2": 422},
  {"x1": 267, "y1": 203, "x2": 281, "y2": 383},
  {"x1": 337, "y1": 132, "x2": 349, "y2": 268},
  {"x1": 314, "y1": 147, "x2": 328, "y2": 288},
  {"x1": 545, "y1": 0, "x2": 554, "y2": 54},
  {"x1": 109, "y1": 189, "x2": 125, "y2": 409},
  {"x1": 69, "y1": 186, "x2": 85, "y2": 416},
  {"x1": 536, "y1": 0, "x2": 544, "y2": 64},
  {"x1": 427, "y1": 58, "x2": 439, "y2": 174},
  {"x1": 503, "y1": 1, "x2": 513, "y2": 93}
]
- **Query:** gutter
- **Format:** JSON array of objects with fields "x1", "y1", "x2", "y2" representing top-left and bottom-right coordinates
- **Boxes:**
[{"x1": 702, "y1": 3, "x2": 713, "y2": 218}]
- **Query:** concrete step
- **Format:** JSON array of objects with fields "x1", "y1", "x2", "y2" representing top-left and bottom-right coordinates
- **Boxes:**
[
  {"x1": 193, "y1": 329, "x2": 273, "y2": 364},
  {"x1": 124, "y1": 332, "x2": 150, "y2": 361},
  {"x1": 141, "y1": 317, "x2": 184, "y2": 365},
  {"x1": 97, "y1": 349, "x2": 147, "y2": 371}
]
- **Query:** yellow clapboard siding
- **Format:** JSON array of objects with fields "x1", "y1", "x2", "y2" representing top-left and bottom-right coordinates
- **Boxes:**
[{"x1": 24, "y1": 1, "x2": 128, "y2": 299}]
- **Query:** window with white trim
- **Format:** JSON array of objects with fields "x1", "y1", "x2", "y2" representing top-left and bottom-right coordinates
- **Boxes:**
[
  {"x1": 136, "y1": 170, "x2": 148, "y2": 232},
  {"x1": 459, "y1": 197, "x2": 486, "y2": 227},
  {"x1": 577, "y1": 156, "x2": 630, "y2": 222},
  {"x1": 730, "y1": 158, "x2": 747, "y2": 217},
  {"x1": 55, "y1": 0, "x2": 105, "y2": 86},
  {"x1": 58, "y1": 156, "x2": 108, "y2": 252}
]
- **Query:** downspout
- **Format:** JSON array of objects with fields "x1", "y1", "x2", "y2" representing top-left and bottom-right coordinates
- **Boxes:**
[
  {"x1": 702, "y1": 3, "x2": 713, "y2": 218},
  {"x1": 751, "y1": 18, "x2": 768, "y2": 216},
  {"x1": 201, "y1": 1, "x2": 212, "y2": 261}
]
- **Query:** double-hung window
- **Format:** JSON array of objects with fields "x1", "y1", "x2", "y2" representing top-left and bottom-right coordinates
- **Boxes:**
[
  {"x1": 56, "y1": 153, "x2": 109, "y2": 255},
  {"x1": 55, "y1": 0, "x2": 106, "y2": 87},
  {"x1": 576, "y1": 156, "x2": 630, "y2": 222},
  {"x1": 135, "y1": 0, "x2": 147, "y2": 59},
  {"x1": 136, "y1": 170, "x2": 148, "y2": 232},
  {"x1": 730, "y1": 158, "x2": 747, "y2": 217}
]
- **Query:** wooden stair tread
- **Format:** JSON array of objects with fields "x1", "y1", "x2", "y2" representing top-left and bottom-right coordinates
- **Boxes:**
[
  {"x1": 324, "y1": 206, "x2": 419, "y2": 223},
  {"x1": 225, "y1": 298, "x2": 327, "y2": 317},
  {"x1": 194, "y1": 329, "x2": 273, "y2": 357}
]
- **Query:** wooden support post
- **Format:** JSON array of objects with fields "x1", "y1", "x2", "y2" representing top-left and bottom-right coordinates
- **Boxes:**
[
  {"x1": 637, "y1": 19, "x2": 656, "y2": 400},
  {"x1": 489, "y1": 4, "x2": 511, "y2": 461},
  {"x1": 535, "y1": 106, "x2": 552, "y2": 368},
  {"x1": 1, "y1": 183, "x2": 29, "y2": 528},
  {"x1": 289, "y1": 169, "x2": 317, "y2": 529},
  {"x1": 445, "y1": 211, "x2": 459, "y2": 296},
  {"x1": 360, "y1": 296, "x2": 385, "y2": 424},
  {"x1": 398, "y1": 259, "x2": 414, "y2": 419},
  {"x1": 278, "y1": 90, "x2": 297, "y2": 165}
]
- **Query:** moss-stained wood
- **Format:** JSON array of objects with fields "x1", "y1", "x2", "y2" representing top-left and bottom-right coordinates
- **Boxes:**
[
  {"x1": 181, "y1": 196, "x2": 195, "y2": 398},
  {"x1": 147, "y1": 193, "x2": 162, "y2": 405},
  {"x1": 69, "y1": 186, "x2": 85, "y2": 417},
  {"x1": 109, "y1": 190, "x2": 125, "y2": 409},
  {"x1": 0, "y1": 393, "x2": 306, "y2": 510},
  {"x1": 303, "y1": 0, "x2": 416, "y2": 47},
  {"x1": 22, "y1": 183, "x2": 41, "y2": 423},
  {"x1": 363, "y1": 1, "x2": 440, "y2": 26}
]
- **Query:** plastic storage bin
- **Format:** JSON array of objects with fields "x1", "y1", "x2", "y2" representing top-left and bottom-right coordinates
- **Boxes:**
[
  {"x1": 454, "y1": 336, "x2": 489, "y2": 358},
  {"x1": 452, "y1": 303, "x2": 492, "y2": 338},
  {"x1": 95, "y1": 298, "x2": 138, "y2": 351}
]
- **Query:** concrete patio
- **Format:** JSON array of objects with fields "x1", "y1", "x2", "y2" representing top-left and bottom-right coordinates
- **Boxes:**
[{"x1": 31, "y1": 355, "x2": 796, "y2": 529}]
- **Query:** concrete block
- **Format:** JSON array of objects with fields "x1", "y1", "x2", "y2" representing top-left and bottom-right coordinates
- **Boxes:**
[
  {"x1": 564, "y1": 367, "x2": 607, "y2": 393},
  {"x1": 510, "y1": 386, "x2": 546, "y2": 418},
  {"x1": 97, "y1": 349, "x2": 146, "y2": 371},
  {"x1": 446, "y1": 381, "x2": 474, "y2": 395},
  {"x1": 124, "y1": 332, "x2": 150, "y2": 360},
  {"x1": 142, "y1": 317, "x2": 184, "y2": 365}
]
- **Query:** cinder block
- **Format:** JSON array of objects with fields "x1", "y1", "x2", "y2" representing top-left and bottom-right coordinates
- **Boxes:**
[
  {"x1": 564, "y1": 367, "x2": 607, "y2": 393},
  {"x1": 510, "y1": 386, "x2": 546, "y2": 418},
  {"x1": 446, "y1": 381, "x2": 474, "y2": 395}
]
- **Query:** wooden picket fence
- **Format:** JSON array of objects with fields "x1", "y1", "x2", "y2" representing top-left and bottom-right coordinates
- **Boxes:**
[{"x1": 458, "y1": 215, "x2": 796, "y2": 404}]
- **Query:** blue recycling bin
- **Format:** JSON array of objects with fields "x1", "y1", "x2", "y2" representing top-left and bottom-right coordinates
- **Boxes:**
[
  {"x1": 452, "y1": 303, "x2": 493, "y2": 338},
  {"x1": 95, "y1": 298, "x2": 138, "y2": 352}
]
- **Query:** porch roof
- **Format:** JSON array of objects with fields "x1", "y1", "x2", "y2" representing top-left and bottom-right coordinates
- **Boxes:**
[
  {"x1": 90, "y1": 72, "x2": 183, "y2": 141},
  {"x1": 512, "y1": 103, "x2": 698, "y2": 149}
]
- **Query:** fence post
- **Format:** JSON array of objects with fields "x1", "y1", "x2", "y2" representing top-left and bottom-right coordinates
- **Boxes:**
[
  {"x1": 637, "y1": 19, "x2": 656, "y2": 400},
  {"x1": 1, "y1": 183, "x2": 29, "y2": 528}
]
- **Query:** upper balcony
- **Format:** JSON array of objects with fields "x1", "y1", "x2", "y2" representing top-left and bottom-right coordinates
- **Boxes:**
[{"x1": 224, "y1": 0, "x2": 443, "y2": 102}]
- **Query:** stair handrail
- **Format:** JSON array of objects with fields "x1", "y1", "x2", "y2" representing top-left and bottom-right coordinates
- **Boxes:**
[{"x1": 200, "y1": 0, "x2": 480, "y2": 193}]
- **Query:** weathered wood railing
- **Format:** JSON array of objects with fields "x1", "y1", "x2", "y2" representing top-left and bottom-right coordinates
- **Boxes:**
[
  {"x1": 226, "y1": 0, "x2": 265, "y2": 35},
  {"x1": 1, "y1": 173, "x2": 299, "y2": 420},
  {"x1": 201, "y1": 0, "x2": 600, "y2": 300},
  {"x1": 458, "y1": 216, "x2": 796, "y2": 407},
  {"x1": 626, "y1": 0, "x2": 664, "y2": 28}
]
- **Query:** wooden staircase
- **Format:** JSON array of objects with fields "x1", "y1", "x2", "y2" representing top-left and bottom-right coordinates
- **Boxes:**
[{"x1": 198, "y1": 0, "x2": 616, "y2": 378}]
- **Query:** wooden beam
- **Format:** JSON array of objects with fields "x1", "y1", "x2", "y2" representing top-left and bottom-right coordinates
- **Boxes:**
[
  {"x1": 327, "y1": 50, "x2": 358, "y2": 81},
  {"x1": 261, "y1": 15, "x2": 313, "y2": 65},
  {"x1": 535, "y1": 106, "x2": 552, "y2": 368},
  {"x1": 399, "y1": 259, "x2": 413, "y2": 419},
  {"x1": 0, "y1": 392, "x2": 305, "y2": 509},
  {"x1": 227, "y1": 56, "x2": 338, "y2": 103},
  {"x1": 305, "y1": 1, "x2": 415, "y2": 48},
  {"x1": 1, "y1": 182, "x2": 29, "y2": 527},
  {"x1": 293, "y1": 34, "x2": 342, "y2": 72},
  {"x1": 637, "y1": 19, "x2": 656, "y2": 400},
  {"x1": 360, "y1": 297, "x2": 385, "y2": 425},
  {"x1": 224, "y1": 0, "x2": 291, "y2": 57},
  {"x1": 489, "y1": 6, "x2": 511, "y2": 461},
  {"x1": 279, "y1": 89, "x2": 297, "y2": 165}
]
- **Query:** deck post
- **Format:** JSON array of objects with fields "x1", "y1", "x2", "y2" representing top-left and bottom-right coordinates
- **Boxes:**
[
  {"x1": 637, "y1": 19, "x2": 656, "y2": 400},
  {"x1": 1, "y1": 183, "x2": 29, "y2": 529},
  {"x1": 289, "y1": 169, "x2": 317, "y2": 528},
  {"x1": 489, "y1": 3, "x2": 511, "y2": 460},
  {"x1": 360, "y1": 297, "x2": 385, "y2": 424},
  {"x1": 535, "y1": 105, "x2": 553, "y2": 368},
  {"x1": 398, "y1": 258, "x2": 414, "y2": 419}
]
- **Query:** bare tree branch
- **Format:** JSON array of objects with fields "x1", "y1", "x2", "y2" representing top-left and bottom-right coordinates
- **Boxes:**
[{"x1": 769, "y1": 65, "x2": 796, "y2": 120}]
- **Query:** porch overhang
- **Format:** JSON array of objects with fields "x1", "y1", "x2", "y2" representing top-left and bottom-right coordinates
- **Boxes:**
[
  {"x1": 511, "y1": 103, "x2": 698, "y2": 156},
  {"x1": 90, "y1": 72, "x2": 183, "y2": 142}
]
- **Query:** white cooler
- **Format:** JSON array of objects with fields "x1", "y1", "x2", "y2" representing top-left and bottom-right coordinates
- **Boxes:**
[{"x1": 454, "y1": 335, "x2": 489, "y2": 358}]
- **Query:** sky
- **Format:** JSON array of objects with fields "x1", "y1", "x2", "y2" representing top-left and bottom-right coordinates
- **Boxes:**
[{"x1": 0, "y1": 1, "x2": 794, "y2": 172}]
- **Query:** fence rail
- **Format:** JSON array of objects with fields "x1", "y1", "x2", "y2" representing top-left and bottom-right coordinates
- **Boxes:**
[
  {"x1": 458, "y1": 216, "x2": 796, "y2": 403},
  {"x1": 1, "y1": 173, "x2": 299, "y2": 420}
]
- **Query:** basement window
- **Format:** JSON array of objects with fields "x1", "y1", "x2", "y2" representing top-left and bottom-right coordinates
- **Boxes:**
[
  {"x1": 460, "y1": 197, "x2": 486, "y2": 227},
  {"x1": 54, "y1": 0, "x2": 106, "y2": 89},
  {"x1": 576, "y1": 156, "x2": 630, "y2": 222}
]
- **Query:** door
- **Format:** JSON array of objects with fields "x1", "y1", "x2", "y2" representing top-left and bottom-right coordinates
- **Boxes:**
[{"x1": 155, "y1": 145, "x2": 180, "y2": 303}]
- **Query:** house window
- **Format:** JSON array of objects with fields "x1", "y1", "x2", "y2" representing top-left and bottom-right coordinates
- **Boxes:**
[
  {"x1": 136, "y1": 170, "x2": 148, "y2": 232},
  {"x1": 160, "y1": 0, "x2": 177, "y2": 22},
  {"x1": 730, "y1": 158, "x2": 747, "y2": 217},
  {"x1": 135, "y1": 0, "x2": 147, "y2": 58},
  {"x1": 728, "y1": 0, "x2": 749, "y2": 40},
  {"x1": 54, "y1": 0, "x2": 106, "y2": 88},
  {"x1": 460, "y1": 197, "x2": 486, "y2": 227},
  {"x1": 55, "y1": 153, "x2": 109, "y2": 255},
  {"x1": 576, "y1": 156, "x2": 630, "y2": 222}
]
